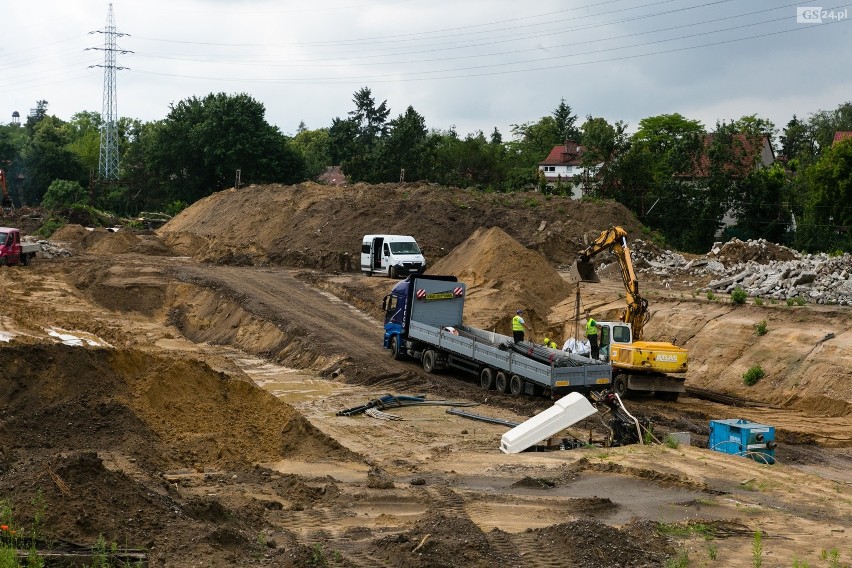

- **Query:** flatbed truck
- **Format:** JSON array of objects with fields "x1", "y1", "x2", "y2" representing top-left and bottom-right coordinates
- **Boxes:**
[{"x1": 382, "y1": 274, "x2": 612, "y2": 398}]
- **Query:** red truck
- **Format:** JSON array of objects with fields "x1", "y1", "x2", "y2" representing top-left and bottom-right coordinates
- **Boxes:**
[{"x1": 0, "y1": 228, "x2": 39, "y2": 266}]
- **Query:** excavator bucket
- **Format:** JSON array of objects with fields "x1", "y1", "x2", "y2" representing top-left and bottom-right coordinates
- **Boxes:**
[{"x1": 566, "y1": 260, "x2": 600, "y2": 284}]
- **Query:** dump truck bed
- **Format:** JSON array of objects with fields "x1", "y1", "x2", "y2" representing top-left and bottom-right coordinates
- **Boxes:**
[{"x1": 408, "y1": 321, "x2": 611, "y2": 391}]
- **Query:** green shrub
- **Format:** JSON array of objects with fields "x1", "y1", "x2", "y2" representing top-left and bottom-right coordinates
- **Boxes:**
[
  {"x1": 664, "y1": 434, "x2": 680, "y2": 449},
  {"x1": 755, "y1": 320, "x2": 768, "y2": 336},
  {"x1": 41, "y1": 179, "x2": 88, "y2": 210},
  {"x1": 706, "y1": 290, "x2": 716, "y2": 301},
  {"x1": 754, "y1": 297, "x2": 763, "y2": 306},
  {"x1": 786, "y1": 296, "x2": 807, "y2": 306},
  {"x1": 743, "y1": 365, "x2": 765, "y2": 386},
  {"x1": 731, "y1": 287, "x2": 747, "y2": 304}
]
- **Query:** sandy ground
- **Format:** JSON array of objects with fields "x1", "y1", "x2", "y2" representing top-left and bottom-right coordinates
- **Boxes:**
[{"x1": 0, "y1": 183, "x2": 850, "y2": 567}]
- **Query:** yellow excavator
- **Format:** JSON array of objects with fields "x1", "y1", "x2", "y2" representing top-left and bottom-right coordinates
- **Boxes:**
[{"x1": 569, "y1": 226, "x2": 687, "y2": 401}]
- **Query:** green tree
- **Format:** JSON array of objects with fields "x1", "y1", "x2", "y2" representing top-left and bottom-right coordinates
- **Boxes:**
[
  {"x1": 292, "y1": 125, "x2": 331, "y2": 180},
  {"x1": 729, "y1": 164, "x2": 790, "y2": 243},
  {"x1": 379, "y1": 105, "x2": 428, "y2": 181},
  {"x1": 66, "y1": 111, "x2": 103, "y2": 175},
  {"x1": 780, "y1": 114, "x2": 813, "y2": 166},
  {"x1": 41, "y1": 179, "x2": 88, "y2": 210},
  {"x1": 632, "y1": 113, "x2": 704, "y2": 154},
  {"x1": 22, "y1": 115, "x2": 87, "y2": 205},
  {"x1": 579, "y1": 116, "x2": 629, "y2": 197},
  {"x1": 146, "y1": 92, "x2": 306, "y2": 204},
  {"x1": 332, "y1": 87, "x2": 391, "y2": 182},
  {"x1": 796, "y1": 138, "x2": 852, "y2": 251},
  {"x1": 553, "y1": 98, "x2": 581, "y2": 142}
]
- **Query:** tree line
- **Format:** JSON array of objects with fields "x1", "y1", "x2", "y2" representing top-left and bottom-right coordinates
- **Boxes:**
[{"x1": 0, "y1": 89, "x2": 849, "y2": 253}]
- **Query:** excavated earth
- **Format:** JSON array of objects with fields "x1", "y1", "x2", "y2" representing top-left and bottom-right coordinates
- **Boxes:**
[{"x1": 0, "y1": 182, "x2": 849, "y2": 567}]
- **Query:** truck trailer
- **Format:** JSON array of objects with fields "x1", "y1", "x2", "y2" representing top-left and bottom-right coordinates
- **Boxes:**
[{"x1": 382, "y1": 274, "x2": 612, "y2": 398}]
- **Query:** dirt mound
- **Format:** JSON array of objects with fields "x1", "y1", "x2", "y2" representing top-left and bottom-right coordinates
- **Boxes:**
[
  {"x1": 49, "y1": 223, "x2": 89, "y2": 246},
  {"x1": 531, "y1": 519, "x2": 673, "y2": 567},
  {"x1": 79, "y1": 229, "x2": 141, "y2": 254},
  {"x1": 711, "y1": 238, "x2": 799, "y2": 266},
  {"x1": 0, "y1": 344, "x2": 355, "y2": 468},
  {"x1": 428, "y1": 226, "x2": 572, "y2": 332},
  {"x1": 159, "y1": 182, "x2": 646, "y2": 270}
]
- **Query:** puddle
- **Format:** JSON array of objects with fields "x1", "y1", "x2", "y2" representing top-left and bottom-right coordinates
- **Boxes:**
[
  {"x1": 45, "y1": 327, "x2": 112, "y2": 347},
  {"x1": 460, "y1": 470, "x2": 727, "y2": 525}
]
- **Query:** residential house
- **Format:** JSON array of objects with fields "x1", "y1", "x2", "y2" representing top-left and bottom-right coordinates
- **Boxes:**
[
  {"x1": 680, "y1": 133, "x2": 776, "y2": 236},
  {"x1": 538, "y1": 141, "x2": 602, "y2": 199},
  {"x1": 833, "y1": 131, "x2": 852, "y2": 145}
]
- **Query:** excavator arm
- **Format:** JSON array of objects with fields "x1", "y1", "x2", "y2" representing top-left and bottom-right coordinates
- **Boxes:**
[
  {"x1": 572, "y1": 226, "x2": 649, "y2": 340},
  {"x1": 0, "y1": 169, "x2": 12, "y2": 212}
]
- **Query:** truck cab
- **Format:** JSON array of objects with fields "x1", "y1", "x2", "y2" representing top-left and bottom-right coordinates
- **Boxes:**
[
  {"x1": 361, "y1": 234, "x2": 426, "y2": 278},
  {"x1": 0, "y1": 228, "x2": 38, "y2": 266},
  {"x1": 597, "y1": 320, "x2": 688, "y2": 399}
]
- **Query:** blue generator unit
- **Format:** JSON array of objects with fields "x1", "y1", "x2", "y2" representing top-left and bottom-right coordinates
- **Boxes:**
[{"x1": 708, "y1": 419, "x2": 777, "y2": 464}]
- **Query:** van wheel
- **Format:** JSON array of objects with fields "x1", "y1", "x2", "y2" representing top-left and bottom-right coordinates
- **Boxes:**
[
  {"x1": 495, "y1": 371, "x2": 510, "y2": 393},
  {"x1": 389, "y1": 336, "x2": 404, "y2": 360},
  {"x1": 20, "y1": 253, "x2": 29, "y2": 266},
  {"x1": 509, "y1": 375, "x2": 524, "y2": 396},
  {"x1": 422, "y1": 350, "x2": 437, "y2": 374},
  {"x1": 480, "y1": 367, "x2": 495, "y2": 390}
]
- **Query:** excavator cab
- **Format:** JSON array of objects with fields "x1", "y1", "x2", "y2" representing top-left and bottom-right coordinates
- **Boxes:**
[{"x1": 566, "y1": 259, "x2": 600, "y2": 284}]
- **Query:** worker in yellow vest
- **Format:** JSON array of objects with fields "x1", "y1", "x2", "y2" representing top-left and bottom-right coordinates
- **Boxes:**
[
  {"x1": 584, "y1": 310, "x2": 600, "y2": 360},
  {"x1": 512, "y1": 309, "x2": 530, "y2": 343}
]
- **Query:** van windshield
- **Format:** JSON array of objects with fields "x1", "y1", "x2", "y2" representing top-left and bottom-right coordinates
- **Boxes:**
[{"x1": 389, "y1": 241, "x2": 421, "y2": 255}]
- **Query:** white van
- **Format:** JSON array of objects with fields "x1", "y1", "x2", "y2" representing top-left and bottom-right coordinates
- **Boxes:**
[{"x1": 361, "y1": 234, "x2": 426, "y2": 278}]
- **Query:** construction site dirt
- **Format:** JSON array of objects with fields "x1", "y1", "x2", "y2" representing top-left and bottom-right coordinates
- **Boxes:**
[{"x1": 0, "y1": 182, "x2": 849, "y2": 567}]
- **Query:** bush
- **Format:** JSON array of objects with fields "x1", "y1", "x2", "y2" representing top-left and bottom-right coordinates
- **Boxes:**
[
  {"x1": 743, "y1": 365, "x2": 765, "y2": 386},
  {"x1": 786, "y1": 296, "x2": 807, "y2": 306},
  {"x1": 754, "y1": 297, "x2": 763, "y2": 306},
  {"x1": 706, "y1": 290, "x2": 716, "y2": 301},
  {"x1": 731, "y1": 286, "x2": 747, "y2": 304},
  {"x1": 755, "y1": 320, "x2": 768, "y2": 336},
  {"x1": 41, "y1": 179, "x2": 88, "y2": 210}
]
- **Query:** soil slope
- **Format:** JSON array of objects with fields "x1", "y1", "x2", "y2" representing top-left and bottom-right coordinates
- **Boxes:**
[{"x1": 158, "y1": 182, "x2": 646, "y2": 269}]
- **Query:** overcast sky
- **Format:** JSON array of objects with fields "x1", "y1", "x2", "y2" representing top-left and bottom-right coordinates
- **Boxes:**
[{"x1": 3, "y1": 0, "x2": 850, "y2": 140}]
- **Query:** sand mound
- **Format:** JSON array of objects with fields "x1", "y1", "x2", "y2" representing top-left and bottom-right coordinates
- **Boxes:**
[
  {"x1": 80, "y1": 229, "x2": 141, "y2": 255},
  {"x1": 428, "y1": 226, "x2": 572, "y2": 334},
  {"x1": 50, "y1": 223, "x2": 89, "y2": 246}
]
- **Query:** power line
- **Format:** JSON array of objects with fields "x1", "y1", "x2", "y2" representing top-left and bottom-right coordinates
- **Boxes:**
[{"x1": 128, "y1": 16, "x2": 850, "y2": 85}]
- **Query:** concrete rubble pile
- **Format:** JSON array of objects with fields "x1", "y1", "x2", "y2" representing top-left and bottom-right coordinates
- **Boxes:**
[
  {"x1": 32, "y1": 240, "x2": 72, "y2": 259},
  {"x1": 625, "y1": 238, "x2": 852, "y2": 306}
]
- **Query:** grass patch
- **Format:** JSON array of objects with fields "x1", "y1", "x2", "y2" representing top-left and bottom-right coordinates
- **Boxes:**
[
  {"x1": 786, "y1": 296, "x2": 807, "y2": 306},
  {"x1": 755, "y1": 320, "x2": 768, "y2": 336}
]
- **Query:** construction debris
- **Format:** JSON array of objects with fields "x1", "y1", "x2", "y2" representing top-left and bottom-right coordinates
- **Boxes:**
[{"x1": 608, "y1": 237, "x2": 852, "y2": 305}]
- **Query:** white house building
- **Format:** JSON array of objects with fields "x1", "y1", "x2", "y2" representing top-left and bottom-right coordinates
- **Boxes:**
[{"x1": 537, "y1": 141, "x2": 601, "y2": 200}]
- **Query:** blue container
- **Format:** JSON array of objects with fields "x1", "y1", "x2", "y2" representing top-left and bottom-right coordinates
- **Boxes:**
[{"x1": 708, "y1": 419, "x2": 776, "y2": 464}]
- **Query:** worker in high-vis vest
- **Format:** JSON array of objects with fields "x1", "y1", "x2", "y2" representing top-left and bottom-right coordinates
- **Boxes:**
[
  {"x1": 584, "y1": 309, "x2": 600, "y2": 360},
  {"x1": 512, "y1": 309, "x2": 530, "y2": 343}
]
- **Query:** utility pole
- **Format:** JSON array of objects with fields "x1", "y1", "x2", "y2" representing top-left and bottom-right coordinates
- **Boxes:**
[{"x1": 87, "y1": 4, "x2": 131, "y2": 181}]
